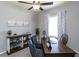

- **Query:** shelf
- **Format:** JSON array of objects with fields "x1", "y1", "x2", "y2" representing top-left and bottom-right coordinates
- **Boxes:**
[
  {"x1": 10, "y1": 41, "x2": 22, "y2": 44},
  {"x1": 7, "y1": 33, "x2": 31, "y2": 55},
  {"x1": 7, "y1": 44, "x2": 28, "y2": 55}
]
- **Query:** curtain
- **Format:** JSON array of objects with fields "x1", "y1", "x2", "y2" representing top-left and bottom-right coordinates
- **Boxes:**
[{"x1": 58, "y1": 10, "x2": 67, "y2": 41}]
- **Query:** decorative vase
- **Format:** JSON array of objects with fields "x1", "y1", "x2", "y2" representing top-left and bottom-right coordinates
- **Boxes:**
[
  {"x1": 61, "y1": 34, "x2": 68, "y2": 45},
  {"x1": 35, "y1": 28, "x2": 40, "y2": 36},
  {"x1": 42, "y1": 30, "x2": 46, "y2": 37},
  {"x1": 7, "y1": 30, "x2": 12, "y2": 35}
]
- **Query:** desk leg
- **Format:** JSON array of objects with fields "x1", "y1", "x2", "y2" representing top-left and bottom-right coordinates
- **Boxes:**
[{"x1": 7, "y1": 38, "x2": 10, "y2": 54}]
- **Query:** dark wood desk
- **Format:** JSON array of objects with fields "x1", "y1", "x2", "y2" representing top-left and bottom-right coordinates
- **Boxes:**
[{"x1": 41, "y1": 38, "x2": 76, "y2": 57}]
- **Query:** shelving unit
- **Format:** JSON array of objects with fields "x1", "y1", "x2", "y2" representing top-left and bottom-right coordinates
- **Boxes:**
[{"x1": 7, "y1": 33, "x2": 31, "y2": 55}]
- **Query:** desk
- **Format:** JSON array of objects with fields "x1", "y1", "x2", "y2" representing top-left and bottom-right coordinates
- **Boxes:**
[{"x1": 41, "y1": 38, "x2": 76, "y2": 57}]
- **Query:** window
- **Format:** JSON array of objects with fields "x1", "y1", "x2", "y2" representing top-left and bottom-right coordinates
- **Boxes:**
[{"x1": 48, "y1": 15, "x2": 58, "y2": 43}]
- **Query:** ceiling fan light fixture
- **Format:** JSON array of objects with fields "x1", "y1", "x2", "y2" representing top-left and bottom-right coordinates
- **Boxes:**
[
  {"x1": 18, "y1": 1, "x2": 53, "y2": 11},
  {"x1": 33, "y1": 5, "x2": 40, "y2": 10}
]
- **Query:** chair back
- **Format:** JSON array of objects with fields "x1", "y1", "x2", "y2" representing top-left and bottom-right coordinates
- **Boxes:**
[{"x1": 31, "y1": 35, "x2": 38, "y2": 44}]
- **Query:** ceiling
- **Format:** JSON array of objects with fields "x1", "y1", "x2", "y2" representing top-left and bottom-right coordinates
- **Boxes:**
[
  {"x1": 0, "y1": 1, "x2": 66, "y2": 11},
  {"x1": 17, "y1": 1, "x2": 65, "y2": 11}
]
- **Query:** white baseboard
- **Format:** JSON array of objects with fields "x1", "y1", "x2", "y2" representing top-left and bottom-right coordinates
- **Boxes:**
[
  {"x1": 67, "y1": 45, "x2": 79, "y2": 54},
  {"x1": 74, "y1": 50, "x2": 79, "y2": 54},
  {"x1": 0, "y1": 51, "x2": 6, "y2": 55}
]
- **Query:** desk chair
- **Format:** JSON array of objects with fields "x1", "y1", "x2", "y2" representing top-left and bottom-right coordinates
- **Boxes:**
[{"x1": 28, "y1": 40, "x2": 44, "y2": 57}]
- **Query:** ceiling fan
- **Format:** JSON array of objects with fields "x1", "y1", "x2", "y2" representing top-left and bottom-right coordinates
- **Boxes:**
[{"x1": 18, "y1": 1, "x2": 53, "y2": 11}]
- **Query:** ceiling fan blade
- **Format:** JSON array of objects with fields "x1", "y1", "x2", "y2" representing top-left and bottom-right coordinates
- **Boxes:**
[
  {"x1": 18, "y1": 1, "x2": 32, "y2": 4},
  {"x1": 28, "y1": 6, "x2": 33, "y2": 10},
  {"x1": 38, "y1": 1, "x2": 40, "y2": 4},
  {"x1": 33, "y1": 1, "x2": 35, "y2": 3},
  {"x1": 39, "y1": 7, "x2": 43, "y2": 11},
  {"x1": 40, "y1": 2, "x2": 53, "y2": 5}
]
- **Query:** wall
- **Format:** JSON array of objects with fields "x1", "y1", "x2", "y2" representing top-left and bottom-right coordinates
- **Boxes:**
[
  {"x1": 37, "y1": 12, "x2": 48, "y2": 38},
  {"x1": 0, "y1": 2, "x2": 36, "y2": 53},
  {"x1": 37, "y1": 1, "x2": 79, "y2": 53},
  {"x1": 65, "y1": 2, "x2": 79, "y2": 52}
]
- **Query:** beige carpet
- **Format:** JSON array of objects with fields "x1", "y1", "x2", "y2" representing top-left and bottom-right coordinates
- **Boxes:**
[{"x1": 0, "y1": 47, "x2": 31, "y2": 57}]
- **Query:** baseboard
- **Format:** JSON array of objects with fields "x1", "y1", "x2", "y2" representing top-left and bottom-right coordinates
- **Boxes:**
[
  {"x1": 73, "y1": 50, "x2": 79, "y2": 57},
  {"x1": 73, "y1": 50, "x2": 79, "y2": 54},
  {"x1": 67, "y1": 45, "x2": 79, "y2": 54},
  {"x1": 0, "y1": 51, "x2": 6, "y2": 55}
]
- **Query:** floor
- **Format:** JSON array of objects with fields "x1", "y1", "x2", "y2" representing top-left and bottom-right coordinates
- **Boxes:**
[
  {"x1": 0, "y1": 47, "x2": 31, "y2": 57},
  {"x1": 0, "y1": 47, "x2": 79, "y2": 57},
  {"x1": 0, "y1": 43, "x2": 79, "y2": 57}
]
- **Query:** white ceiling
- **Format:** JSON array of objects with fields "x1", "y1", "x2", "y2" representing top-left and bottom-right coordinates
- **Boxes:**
[
  {"x1": 0, "y1": 1, "x2": 66, "y2": 11},
  {"x1": 17, "y1": 1, "x2": 65, "y2": 11}
]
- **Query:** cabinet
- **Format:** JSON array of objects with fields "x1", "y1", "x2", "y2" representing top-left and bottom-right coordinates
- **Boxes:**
[{"x1": 7, "y1": 33, "x2": 31, "y2": 55}]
